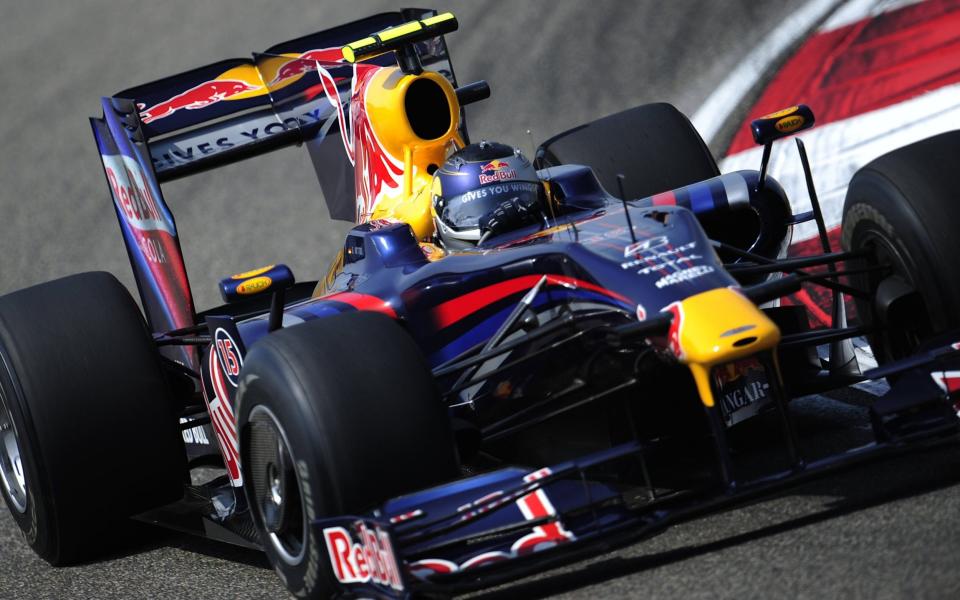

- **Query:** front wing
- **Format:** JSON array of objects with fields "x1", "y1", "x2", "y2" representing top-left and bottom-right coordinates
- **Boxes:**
[{"x1": 315, "y1": 347, "x2": 960, "y2": 598}]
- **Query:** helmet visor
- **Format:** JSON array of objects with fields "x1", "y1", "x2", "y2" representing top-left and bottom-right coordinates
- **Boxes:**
[{"x1": 439, "y1": 181, "x2": 540, "y2": 231}]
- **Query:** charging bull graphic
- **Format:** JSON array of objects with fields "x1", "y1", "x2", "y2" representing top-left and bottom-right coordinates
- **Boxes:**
[
  {"x1": 138, "y1": 80, "x2": 260, "y2": 124},
  {"x1": 137, "y1": 48, "x2": 344, "y2": 125},
  {"x1": 315, "y1": 62, "x2": 405, "y2": 223},
  {"x1": 269, "y1": 48, "x2": 346, "y2": 85}
]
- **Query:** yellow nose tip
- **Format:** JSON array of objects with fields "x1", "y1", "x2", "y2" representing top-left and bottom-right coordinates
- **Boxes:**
[
  {"x1": 664, "y1": 287, "x2": 781, "y2": 407},
  {"x1": 667, "y1": 287, "x2": 780, "y2": 364}
]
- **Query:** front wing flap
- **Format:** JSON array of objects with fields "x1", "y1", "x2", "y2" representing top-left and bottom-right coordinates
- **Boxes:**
[{"x1": 315, "y1": 342, "x2": 960, "y2": 597}]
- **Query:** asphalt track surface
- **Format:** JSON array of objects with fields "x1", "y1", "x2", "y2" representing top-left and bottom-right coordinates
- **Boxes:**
[{"x1": 2, "y1": 1, "x2": 960, "y2": 598}]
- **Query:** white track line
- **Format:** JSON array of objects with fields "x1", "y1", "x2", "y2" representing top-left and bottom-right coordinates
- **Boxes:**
[
  {"x1": 691, "y1": 0, "x2": 845, "y2": 146},
  {"x1": 819, "y1": 0, "x2": 924, "y2": 31}
]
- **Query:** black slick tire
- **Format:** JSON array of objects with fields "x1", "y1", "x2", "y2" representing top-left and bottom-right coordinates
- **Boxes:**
[
  {"x1": 236, "y1": 311, "x2": 458, "y2": 599},
  {"x1": 841, "y1": 130, "x2": 960, "y2": 362},
  {"x1": 0, "y1": 272, "x2": 186, "y2": 565},
  {"x1": 535, "y1": 102, "x2": 720, "y2": 199}
]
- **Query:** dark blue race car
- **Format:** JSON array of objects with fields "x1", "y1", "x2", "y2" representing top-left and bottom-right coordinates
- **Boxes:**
[{"x1": 1, "y1": 9, "x2": 960, "y2": 599}]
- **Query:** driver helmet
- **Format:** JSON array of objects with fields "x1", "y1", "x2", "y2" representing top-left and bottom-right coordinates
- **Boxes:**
[{"x1": 431, "y1": 141, "x2": 541, "y2": 249}]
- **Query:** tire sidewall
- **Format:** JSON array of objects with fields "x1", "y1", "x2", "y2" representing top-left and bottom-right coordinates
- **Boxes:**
[
  {"x1": 0, "y1": 271, "x2": 186, "y2": 564},
  {"x1": 842, "y1": 169, "x2": 957, "y2": 362},
  {"x1": 237, "y1": 364, "x2": 338, "y2": 600},
  {"x1": 235, "y1": 313, "x2": 459, "y2": 599},
  {"x1": 0, "y1": 351, "x2": 54, "y2": 558}
]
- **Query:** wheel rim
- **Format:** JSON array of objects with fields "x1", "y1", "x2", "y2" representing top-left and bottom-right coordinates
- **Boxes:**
[
  {"x1": 859, "y1": 229, "x2": 930, "y2": 360},
  {"x1": 247, "y1": 405, "x2": 307, "y2": 565},
  {"x1": 0, "y1": 385, "x2": 27, "y2": 513}
]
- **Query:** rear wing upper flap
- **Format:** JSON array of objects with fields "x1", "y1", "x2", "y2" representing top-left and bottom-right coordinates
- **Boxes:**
[{"x1": 111, "y1": 8, "x2": 459, "y2": 183}]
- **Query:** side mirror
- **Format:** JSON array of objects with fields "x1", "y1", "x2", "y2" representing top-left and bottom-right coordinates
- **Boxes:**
[
  {"x1": 751, "y1": 104, "x2": 815, "y2": 146},
  {"x1": 219, "y1": 264, "x2": 295, "y2": 304},
  {"x1": 751, "y1": 104, "x2": 816, "y2": 193}
]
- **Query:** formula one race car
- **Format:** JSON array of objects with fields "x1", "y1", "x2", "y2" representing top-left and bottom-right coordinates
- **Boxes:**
[{"x1": 2, "y1": 9, "x2": 960, "y2": 599}]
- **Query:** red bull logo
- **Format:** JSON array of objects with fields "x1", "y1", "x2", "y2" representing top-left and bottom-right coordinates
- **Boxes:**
[
  {"x1": 269, "y1": 47, "x2": 345, "y2": 84},
  {"x1": 714, "y1": 357, "x2": 763, "y2": 387},
  {"x1": 480, "y1": 159, "x2": 510, "y2": 172},
  {"x1": 139, "y1": 79, "x2": 261, "y2": 124},
  {"x1": 663, "y1": 301, "x2": 685, "y2": 359},
  {"x1": 100, "y1": 154, "x2": 173, "y2": 236},
  {"x1": 478, "y1": 159, "x2": 517, "y2": 185},
  {"x1": 137, "y1": 47, "x2": 343, "y2": 126},
  {"x1": 323, "y1": 523, "x2": 403, "y2": 591}
]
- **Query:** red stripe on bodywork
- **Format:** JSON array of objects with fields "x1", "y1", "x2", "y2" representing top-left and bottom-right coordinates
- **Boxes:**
[
  {"x1": 651, "y1": 190, "x2": 677, "y2": 206},
  {"x1": 433, "y1": 275, "x2": 630, "y2": 329},
  {"x1": 323, "y1": 291, "x2": 397, "y2": 318},
  {"x1": 727, "y1": 0, "x2": 960, "y2": 154}
]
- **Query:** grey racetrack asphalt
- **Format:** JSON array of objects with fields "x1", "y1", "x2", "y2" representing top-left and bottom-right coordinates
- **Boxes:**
[{"x1": 2, "y1": 1, "x2": 960, "y2": 599}]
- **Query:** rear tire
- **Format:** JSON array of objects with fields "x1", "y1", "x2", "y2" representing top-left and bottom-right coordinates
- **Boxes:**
[
  {"x1": 535, "y1": 102, "x2": 719, "y2": 199},
  {"x1": 236, "y1": 311, "x2": 459, "y2": 599},
  {"x1": 0, "y1": 272, "x2": 186, "y2": 565},
  {"x1": 841, "y1": 131, "x2": 960, "y2": 363}
]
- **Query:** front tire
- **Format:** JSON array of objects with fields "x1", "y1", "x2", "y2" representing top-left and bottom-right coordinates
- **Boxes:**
[
  {"x1": 841, "y1": 130, "x2": 960, "y2": 363},
  {"x1": 535, "y1": 102, "x2": 720, "y2": 199},
  {"x1": 236, "y1": 311, "x2": 459, "y2": 599}
]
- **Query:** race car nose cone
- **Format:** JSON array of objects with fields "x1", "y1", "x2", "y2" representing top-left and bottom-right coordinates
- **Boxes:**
[
  {"x1": 669, "y1": 287, "x2": 780, "y2": 364},
  {"x1": 665, "y1": 287, "x2": 781, "y2": 409}
]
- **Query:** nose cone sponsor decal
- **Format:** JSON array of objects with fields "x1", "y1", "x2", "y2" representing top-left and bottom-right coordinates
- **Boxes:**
[{"x1": 715, "y1": 357, "x2": 772, "y2": 426}]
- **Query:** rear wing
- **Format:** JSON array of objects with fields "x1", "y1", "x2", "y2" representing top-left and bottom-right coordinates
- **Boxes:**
[
  {"x1": 90, "y1": 9, "x2": 461, "y2": 367},
  {"x1": 120, "y1": 10, "x2": 459, "y2": 182}
]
